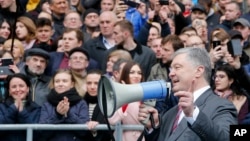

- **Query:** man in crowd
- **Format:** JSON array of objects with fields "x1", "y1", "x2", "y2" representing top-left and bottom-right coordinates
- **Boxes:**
[{"x1": 21, "y1": 48, "x2": 51, "y2": 106}]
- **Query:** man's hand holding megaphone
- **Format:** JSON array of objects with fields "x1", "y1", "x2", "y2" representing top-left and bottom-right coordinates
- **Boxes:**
[
  {"x1": 138, "y1": 103, "x2": 160, "y2": 129},
  {"x1": 138, "y1": 79, "x2": 196, "y2": 130}
]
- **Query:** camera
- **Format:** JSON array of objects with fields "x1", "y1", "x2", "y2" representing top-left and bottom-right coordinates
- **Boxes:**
[{"x1": 159, "y1": 0, "x2": 169, "y2": 5}]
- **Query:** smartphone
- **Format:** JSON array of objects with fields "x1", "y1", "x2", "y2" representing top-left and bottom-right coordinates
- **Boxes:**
[
  {"x1": 212, "y1": 41, "x2": 221, "y2": 49},
  {"x1": 227, "y1": 39, "x2": 242, "y2": 56},
  {"x1": 159, "y1": 0, "x2": 169, "y2": 5},
  {"x1": 0, "y1": 58, "x2": 14, "y2": 66},
  {"x1": 0, "y1": 66, "x2": 14, "y2": 75},
  {"x1": 123, "y1": 0, "x2": 140, "y2": 8}
]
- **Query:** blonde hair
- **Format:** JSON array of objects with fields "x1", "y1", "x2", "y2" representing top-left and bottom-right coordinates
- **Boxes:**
[
  {"x1": 108, "y1": 49, "x2": 132, "y2": 61},
  {"x1": 16, "y1": 16, "x2": 36, "y2": 43},
  {"x1": 49, "y1": 69, "x2": 86, "y2": 97},
  {"x1": 3, "y1": 39, "x2": 24, "y2": 59}
]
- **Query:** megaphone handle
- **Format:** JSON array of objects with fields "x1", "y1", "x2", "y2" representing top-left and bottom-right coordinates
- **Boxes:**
[{"x1": 141, "y1": 99, "x2": 156, "y2": 125}]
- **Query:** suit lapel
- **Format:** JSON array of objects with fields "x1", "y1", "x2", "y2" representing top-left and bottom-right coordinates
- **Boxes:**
[{"x1": 165, "y1": 88, "x2": 213, "y2": 141}]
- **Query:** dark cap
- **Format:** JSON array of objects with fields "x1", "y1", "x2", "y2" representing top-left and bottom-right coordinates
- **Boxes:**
[
  {"x1": 83, "y1": 8, "x2": 99, "y2": 20},
  {"x1": 68, "y1": 47, "x2": 90, "y2": 60},
  {"x1": 233, "y1": 18, "x2": 250, "y2": 27},
  {"x1": 228, "y1": 29, "x2": 243, "y2": 40},
  {"x1": 192, "y1": 4, "x2": 207, "y2": 15},
  {"x1": 26, "y1": 48, "x2": 50, "y2": 60}
]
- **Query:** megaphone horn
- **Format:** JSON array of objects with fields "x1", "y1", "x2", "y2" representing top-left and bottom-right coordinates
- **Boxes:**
[{"x1": 98, "y1": 75, "x2": 171, "y2": 117}]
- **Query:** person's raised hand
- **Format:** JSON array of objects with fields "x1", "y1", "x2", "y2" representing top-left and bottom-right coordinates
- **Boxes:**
[
  {"x1": 87, "y1": 121, "x2": 99, "y2": 130},
  {"x1": 225, "y1": 52, "x2": 241, "y2": 69},
  {"x1": 174, "y1": 79, "x2": 195, "y2": 117}
]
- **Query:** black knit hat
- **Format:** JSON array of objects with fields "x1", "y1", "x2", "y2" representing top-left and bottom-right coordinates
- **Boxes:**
[{"x1": 83, "y1": 8, "x2": 99, "y2": 20}]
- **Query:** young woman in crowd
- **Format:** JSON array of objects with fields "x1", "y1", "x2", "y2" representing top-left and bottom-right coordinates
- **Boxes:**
[
  {"x1": 84, "y1": 69, "x2": 113, "y2": 141},
  {"x1": 39, "y1": 69, "x2": 89, "y2": 141},
  {"x1": 214, "y1": 64, "x2": 250, "y2": 123},
  {"x1": 0, "y1": 73, "x2": 41, "y2": 141},
  {"x1": 0, "y1": 18, "x2": 11, "y2": 40},
  {"x1": 3, "y1": 38, "x2": 25, "y2": 69},
  {"x1": 15, "y1": 16, "x2": 36, "y2": 50},
  {"x1": 108, "y1": 61, "x2": 145, "y2": 141}
]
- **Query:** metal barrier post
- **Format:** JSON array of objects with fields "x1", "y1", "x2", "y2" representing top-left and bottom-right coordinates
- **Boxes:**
[
  {"x1": 26, "y1": 127, "x2": 33, "y2": 141},
  {"x1": 115, "y1": 122, "x2": 123, "y2": 141}
]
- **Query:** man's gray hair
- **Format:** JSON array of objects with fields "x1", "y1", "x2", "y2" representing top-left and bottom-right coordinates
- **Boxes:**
[{"x1": 171, "y1": 47, "x2": 212, "y2": 83}]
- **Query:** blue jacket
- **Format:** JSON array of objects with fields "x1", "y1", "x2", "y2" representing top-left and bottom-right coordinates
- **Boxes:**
[
  {"x1": 39, "y1": 100, "x2": 89, "y2": 141},
  {"x1": 125, "y1": 7, "x2": 147, "y2": 38},
  {"x1": 0, "y1": 99, "x2": 41, "y2": 141}
]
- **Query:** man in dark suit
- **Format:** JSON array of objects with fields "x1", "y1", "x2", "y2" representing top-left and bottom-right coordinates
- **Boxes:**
[
  {"x1": 45, "y1": 28, "x2": 99, "y2": 76},
  {"x1": 138, "y1": 47, "x2": 238, "y2": 141}
]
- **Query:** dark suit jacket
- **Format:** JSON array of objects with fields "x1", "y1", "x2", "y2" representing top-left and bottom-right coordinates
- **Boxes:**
[
  {"x1": 147, "y1": 88, "x2": 237, "y2": 141},
  {"x1": 45, "y1": 52, "x2": 100, "y2": 76}
]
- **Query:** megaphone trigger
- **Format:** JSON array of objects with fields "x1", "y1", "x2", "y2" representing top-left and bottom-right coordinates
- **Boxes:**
[{"x1": 140, "y1": 99, "x2": 156, "y2": 125}]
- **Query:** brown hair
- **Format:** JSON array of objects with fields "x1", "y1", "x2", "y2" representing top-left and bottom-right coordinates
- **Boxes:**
[
  {"x1": 119, "y1": 61, "x2": 144, "y2": 84},
  {"x1": 161, "y1": 35, "x2": 184, "y2": 51},
  {"x1": 16, "y1": 16, "x2": 36, "y2": 43},
  {"x1": 114, "y1": 20, "x2": 134, "y2": 36},
  {"x1": 63, "y1": 28, "x2": 84, "y2": 43},
  {"x1": 108, "y1": 49, "x2": 132, "y2": 61}
]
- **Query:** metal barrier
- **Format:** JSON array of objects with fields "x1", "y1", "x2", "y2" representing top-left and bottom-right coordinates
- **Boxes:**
[{"x1": 0, "y1": 123, "x2": 145, "y2": 141}]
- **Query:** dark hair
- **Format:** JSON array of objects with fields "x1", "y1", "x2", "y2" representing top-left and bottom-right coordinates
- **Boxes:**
[
  {"x1": 5, "y1": 73, "x2": 32, "y2": 101},
  {"x1": 36, "y1": 18, "x2": 52, "y2": 28},
  {"x1": 0, "y1": 18, "x2": 12, "y2": 39},
  {"x1": 0, "y1": 37, "x2": 6, "y2": 44},
  {"x1": 180, "y1": 26, "x2": 197, "y2": 35},
  {"x1": 119, "y1": 61, "x2": 144, "y2": 84},
  {"x1": 87, "y1": 69, "x2": 102, "y2": 76},
  {"x1": 161, "y1": 35, "x2": 184, "y2": 51},
  {"x1": 215, "y1": 64, "x2": 245, "y2": 95}
]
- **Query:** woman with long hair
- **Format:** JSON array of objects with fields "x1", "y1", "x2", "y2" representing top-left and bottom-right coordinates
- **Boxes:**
[{"x1": 108, "y1": 60, "x2": 145, "y2": 141}]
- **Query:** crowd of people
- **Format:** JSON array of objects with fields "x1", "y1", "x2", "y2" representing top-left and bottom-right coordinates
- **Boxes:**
[{"x1": 0, "y1": 0, "x2": 250, "y2": 141}]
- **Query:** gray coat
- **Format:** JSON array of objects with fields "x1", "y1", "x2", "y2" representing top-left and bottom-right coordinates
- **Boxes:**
[{"x1": 20, "y1": 66, "x2": 51, "y2": 106}]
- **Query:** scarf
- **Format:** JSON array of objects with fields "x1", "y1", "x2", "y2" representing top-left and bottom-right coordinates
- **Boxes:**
[
  {"x1": 84, "y1": 93, "x2": 98, "y2": 104},
  {"x1": 47, "y1": 88, "x2": 82, "y2": 107},
  {"x1": 214, "y1": 89, "x2": 233, "y2": 99}
]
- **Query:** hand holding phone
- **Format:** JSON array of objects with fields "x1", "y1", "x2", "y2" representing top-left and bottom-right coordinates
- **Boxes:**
[{"x1": 212, "y1": 41, "x2": 221, "y2": 50}]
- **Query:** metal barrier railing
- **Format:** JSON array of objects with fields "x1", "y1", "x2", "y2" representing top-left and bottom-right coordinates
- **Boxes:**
[{"x1": 0, "y1": 123, "x2": 145, "y2": 141}]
